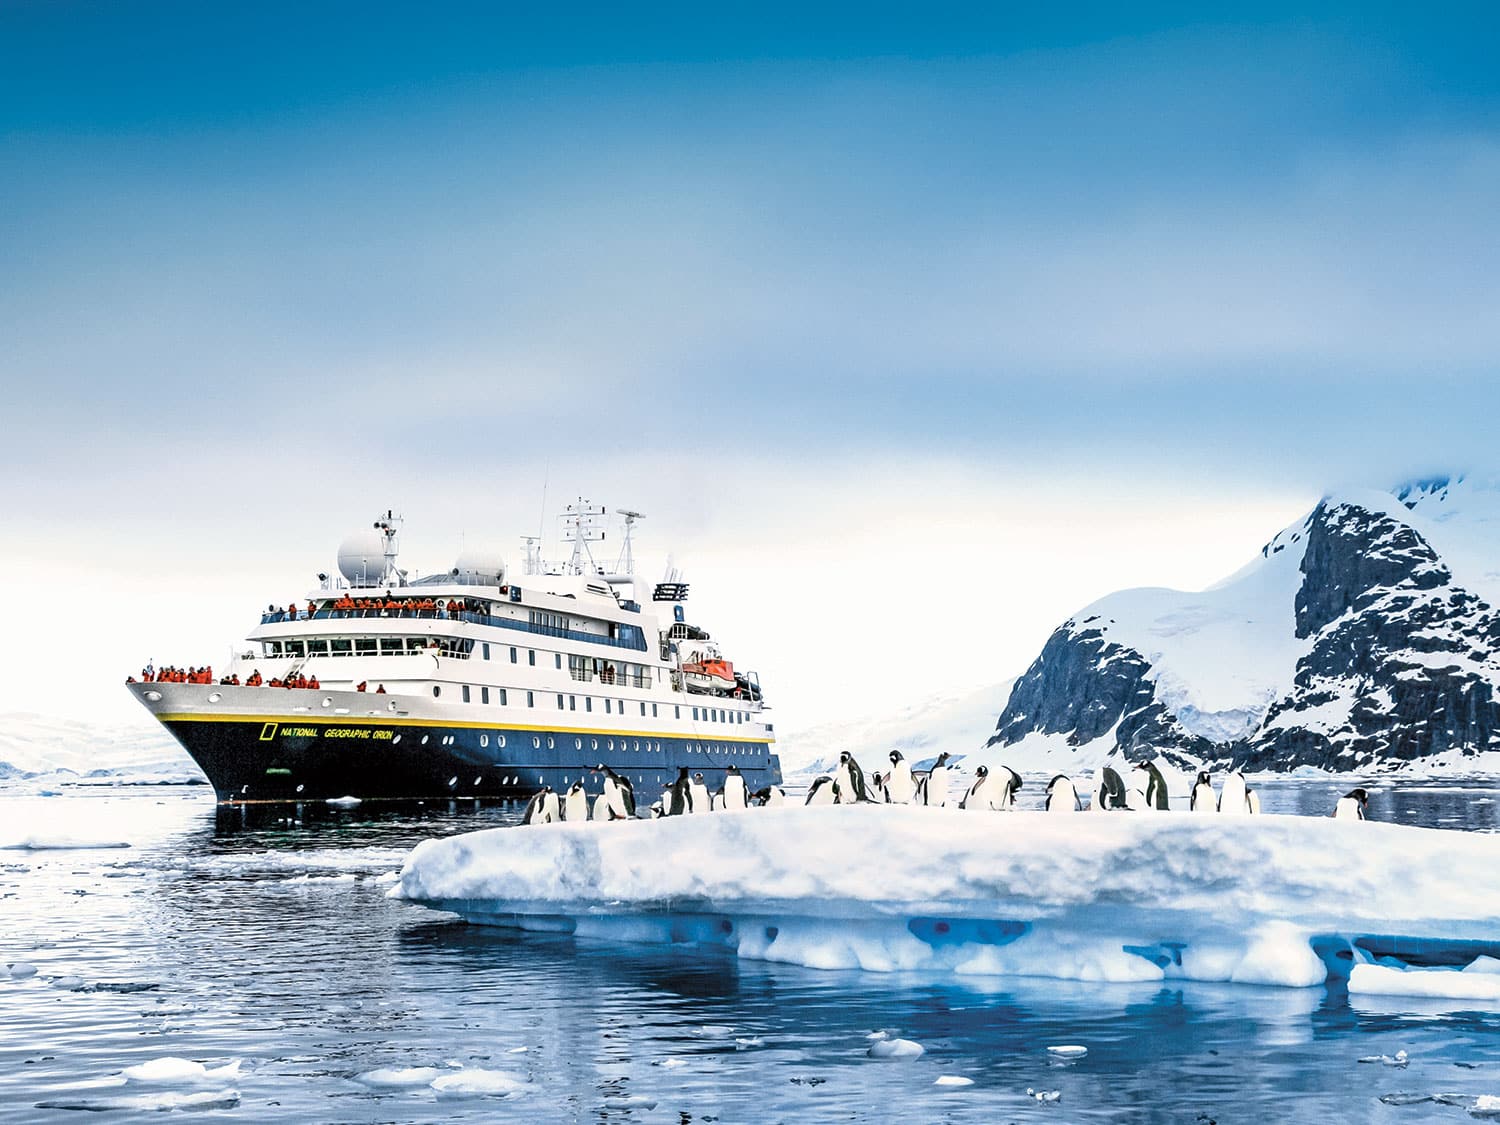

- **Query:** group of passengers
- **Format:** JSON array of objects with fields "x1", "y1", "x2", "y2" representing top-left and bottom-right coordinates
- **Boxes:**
[
  {"x1": 266, "y1": 596, "x2": 488, "y2": 622},
  {"x1": 131, "y1": 664, "x2": 213, "y2": 684},
  {"x1": 128, "y1": 664, "x2": 388, "y2": 694}
]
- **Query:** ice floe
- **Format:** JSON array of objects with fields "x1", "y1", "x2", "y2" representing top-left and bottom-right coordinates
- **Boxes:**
[
  {"x1": 430, "y1": 1068, "x2": 525, "y2": 1097},
  {"x1": 934, "y1": 1075, "x2": 974, "y2": 1087},
  {"x1": 868, "y1": 1037, "x2": 924, "y2": 1059},
  {"x1": 354, "y1": 1066, "x2": 444, "y2": 1088},
  {"x1": 392, "y1": 805, "x2": 1500, "y2": 989},
  {"x1": 35, "y1": 1089, "x2": 240, "y2": 1112},
  {"x1": 122, "y1": 1057, "x2": 243, "y2": 1084}
]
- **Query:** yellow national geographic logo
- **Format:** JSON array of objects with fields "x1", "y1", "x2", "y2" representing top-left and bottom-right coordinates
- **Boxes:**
[{"x1": 259, "y1": 722, "x2": 278, "y2": 741}]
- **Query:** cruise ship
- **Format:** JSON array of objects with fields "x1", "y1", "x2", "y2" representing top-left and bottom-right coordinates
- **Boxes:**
[{"x1": 127, "y1": 503, "x2": 782, "y2": 804}]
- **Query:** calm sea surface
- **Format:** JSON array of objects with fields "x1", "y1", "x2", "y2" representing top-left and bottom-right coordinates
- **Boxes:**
[{"x1": 4, "y1": 778, "x2": 1500, "y2": 1123}]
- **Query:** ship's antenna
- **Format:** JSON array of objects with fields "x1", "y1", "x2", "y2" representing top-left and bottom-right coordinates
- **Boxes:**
[
  {"x1": 614, "y1": 509, "x2": 644, "y2": 575},
  {"x1": 536, "y1": 465, "x2": 550, "y2": 563},
  {"x1": 562, "y1": 498, "x2": 607, "y2": 576},
  {"x1": 373, "y1": 510, "x2": 403, "y2": 585},
  {"x1": 520, "y1": 535, "x2": 541, "y2": 576}
]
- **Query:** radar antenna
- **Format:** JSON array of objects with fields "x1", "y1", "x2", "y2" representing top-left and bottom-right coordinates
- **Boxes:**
[
  {"x1": 614, "y1": 509, "x2": 644, "y2": 576},
  {"x1": 520, "y1": 535, "x2": 542, "y2": 576},
  {"x1": 562, "y1": 498, "x2": 607, "y2": 576},
  {"x1": 373, "y1": 510, "x2": 404, "y2": 586}
]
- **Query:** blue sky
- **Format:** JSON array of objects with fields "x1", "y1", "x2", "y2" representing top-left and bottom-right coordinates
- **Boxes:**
[{"x1": 3, "y1": 3, "x2": 1498, "y2": 728}]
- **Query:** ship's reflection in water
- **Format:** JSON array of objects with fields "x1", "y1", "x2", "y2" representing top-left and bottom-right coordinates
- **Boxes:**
[{"x1": 3, "y1": 780, "x2": 1500, "y2": 1122}]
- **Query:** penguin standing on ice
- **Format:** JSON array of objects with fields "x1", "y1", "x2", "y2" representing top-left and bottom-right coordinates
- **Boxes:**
[
  {"x1": 753, "y1": 785, "x2": 786, "y2": 807},
  {"x1": 1045, "y1": 774, "x2": 1081, "y2": 812},
  {"x1": 562, "y1": 780, "x2": 590, "y2": 821},
  {"x1": 923, "y1": 753, "x2": 953, "y2": 807},
  {"x1": 1333, "y1": 788, "x2": 1369, "y2": 820},
  {"x1": 593, "y1": 763, "x2": 637, "y2": 820},
  {"x1": 668, "y1": 767, "x2": 693, "y2": 816},
  {"x1": 1246, "y1": 786, "x2": 1262, "y2": 815},
  {"x1": 1190, "y1": 771, "x2": 1217, "y2": 814},
  {"x1": 1093, "y1": 766, "x2": 1128, "y2": 811},
  {"x1": 688, "y1": 771, "x2": 711, "y2": 813},
  {"x1": 594, "y1": 792, "x2": 614, "y2": 820},
  {"x1": 1218, "y1": 771, "x2": 1252, "y2": 814},
  {"x1": 885, "y1": 751, "x2": 917, "y2": 804},
  {"x1": 522, "y1": 785, "x2": 560, "y2": 825},
  {"x1": 959, "y1": 765, "x2": 991, "y2": 809},
  {"x1": 720, "y1": 764, "x2": 749, "y2": 812},
  {"x1": 1133, "y1": 760, "x2": 1171, "y2": 810},
  {"x1": 834, "y1": 751, "x2": 870, "y2": 803},
  {"x1": 871, "y1": 773, "x2": 888, "y2": 802},
  {"x1": 804, "y1": 775, "x2": 837, "y2": 806}
]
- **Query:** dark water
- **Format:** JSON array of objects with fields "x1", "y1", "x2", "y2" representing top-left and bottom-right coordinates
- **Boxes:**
[{"x1": 4, "y1": 779, "x2": 1500, "y2": 1122}]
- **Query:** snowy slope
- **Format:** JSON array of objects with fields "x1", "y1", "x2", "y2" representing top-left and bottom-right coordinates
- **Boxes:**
[
  {"x1": 0, "y1": 712, "x2": 197, "y2": 782},
  {"x1": 394, "y1": 806, "x2": 1500, "y2": 997},
  {"x1": 775, "y1": 681, "x2": 1014, "y2": 775},
  {"x1": 990, "y1": 476, "x2": 1500, "y2": 773}
]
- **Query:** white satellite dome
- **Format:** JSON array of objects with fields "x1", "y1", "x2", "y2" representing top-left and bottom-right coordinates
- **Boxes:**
[
  {"x1": 452, "y1": 547, "x2": 506, "y2": 587},
  {"x1": 338, "y1": 529, "x2": 390, "y2": 587}
]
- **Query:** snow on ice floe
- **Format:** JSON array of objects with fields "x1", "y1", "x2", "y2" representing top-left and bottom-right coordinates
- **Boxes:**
[
  {"x1": 868, "y1": 1038, "x2": 924, "y2": 1059},
  {"x1": 392, "y1": 805, "x2": 1500, "y2": 989},
  {"x1": 429, "y1": 1068, "x2": 525, "y2": 1098},
  {"x1": 934, "y1": 1075, "x2": 974, "y2": 1087},
  {"x1": 1352, "y1": 963, "x2": 1500, "y2": 1004},
  {"x1": 122, "y1": 1057, "x2": 243, "y2": 1084},
  {"x1": 354, "y1": 1066, "x2": 445, "y2": 1088},
  {"x1": 1046, "y1": 1045, "x2": 1088, "y2": 1059}
]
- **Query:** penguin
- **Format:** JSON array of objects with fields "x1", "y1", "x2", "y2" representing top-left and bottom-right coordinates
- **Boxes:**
[
  {"x1": 594, "y1": 792, "x2": 613, "y2": 821},
  {"x1": 871, "y1": 773, "x2": 888, "y2": 802},
  {"x1": 885, "y1": 751, "x2": 917, "y2": 804},
  {"x1": 1045, "y1": 774, "x2": 1080, "y2": 813},
  {"x1": 1217, "y1": 771, "x2": 1252, "y2": 815},
  {"x1": 562, "y1": 780, "x2": 590, "y2": 822},
  {"x1": 1093, "y1": 766, "x2": 1128, "y2": 811},
  {"x1": 648, "y1": 799, "x2": 666, "y2": 819},
  {"x1": 1125, "y1": 785, "x2": 1148, "y2": 811},
  {"x1": 522, "y1": 785, "x2": 560, "y2": 825},
  {"x1": 959, "y1": 765, "x2": 990, "y2": 810},
  {"x1": 593, "y1": 763, "x2": 637, "y2": 819},
  {"x1": 834, "y1": 751, "x2": 870, "y2": 803},
  {"x1": 753, "y1": 785, "x2": 786, "y2": 807},
  {"x1": 1333, "y1": 787, "x2": 1369, "y2": 820},
  {"x1": 995, "y1": 765, "x2": 1023, "y2": 810},
  {"x1": 1246, "y1": 786, "x2": 1262, "y2": 815},
  {"x1": 1190, "y1": 771, "x2": 1217, "y2": 814},
  {"x1": 688, "y1": 771, "x2": 711, "y2": 813},
  {"x1": 720, "y1": 764, "x2": 749, "y2": 812},
  {"x1": 668, "y1": 767, "x2": 693, "y2": 816},
  {"x1": 923, "y1": 752, "x2": 953, "y2": 807},
  {"x1": 804, "y1": 775, "x2": 837, "y2": 806},
  {"x1": 1133, "y1": 760, "x2": 1171, "y2": 810}
]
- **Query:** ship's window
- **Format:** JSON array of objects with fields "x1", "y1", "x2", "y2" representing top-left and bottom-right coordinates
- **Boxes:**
[
  {"x1": 268, "y1": 641, "x2": 283, "y2": 655},
  {"x1": 380, "y1": 638, "x2": 402, "y2": 654},
  {"x1": 527, "y1": 690, "x2": 534, "y2": 708},
  {"x1": 462, "y1": 685, "x2": 471, "y2": 703},
  {"x1": 510, "y1": 647, "x2": 518, "y2": 663},
  {"x1": 498, "y1": 735, "x2": 506, "y2": 747},
  {"x1": 481, "y1": 734, "x2": 488, "y2": 747},
  {"x1": 330, "y1": 638, "x2": 352, "y2": 656},
  {"x1": 633, "y1": 740, "x2": 640, "y2": 751},
  {"x1": 287, "y1": 640, "x2": 305, "y2": 657},
  {"x1": 575, "y1": 737, "x2": 582, "y2": 749},
  {"x1": 499, "y1": 688, "x2": 507, "y2": 705},
  {"x1": 528, "y1": 650, "x2": 536, "y2": 666},
  {"x1": 481, "y1": 686, "x2": 489, "y2": 704},
  {"x1": 355, "y1": 638, "x2": 376, "y2": 655},
  {"x1": 639, "y1": 702, "x2": 646, "y2": 717},
  {"x1": 407, "y1": 638, "x2": 426, "y2": 652},
  {"x1": 570, "y1": 696, "x2": 577, "y2": 711},
  {"x1": 692, "y1": 707, "x2": 699, "y2": 721},
  {"x1": 393, "y1": 734, "x2": 401, "y2": 744},
  {"x1": 557, "y1": 694, "x2": 564, "y2": 709},
  {"x1": 433, "y1": 685, "x2": 442, "y2": 698},
  {"x1": 674, "y1": 706, "x2": 680, "y2": 719},
  {"x1": 421, "y1": 734, "x2": 429, "y2": 745},
  {"x1": 607, "y1": 739, "x2": 614, "y2": 751},
  {"x1": 532, "y1": 736, "x2": 540, "y2": 748},
  {"x1": 591, "y1": 738, "x2": 599, "y2": 750},
  {"x1": 548, "y1": 736, "x2": 555, "y2": 749},
  {"x1": 555, "y1": 653, "x2": 562, "y2": 669},
  {"x1": 652, "y1": 704, "x2": 658, "y2": 718},
  {"x1": 483, "y1": 643, "x2": 491, "y2": 661},
  {"x1": 585, "y1": 698, "x2": 592, "y2": 713},
  {"x1": 308, "y1": 639, "x2": 329, "y2": 655},
  {"x1": 604, "y1": 699, "x2": 611, "y2": 714}
]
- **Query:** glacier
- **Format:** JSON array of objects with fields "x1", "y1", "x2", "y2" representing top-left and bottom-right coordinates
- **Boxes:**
[{"x1": 393, "y1": 806, "x2": 1500, "y2": 997}]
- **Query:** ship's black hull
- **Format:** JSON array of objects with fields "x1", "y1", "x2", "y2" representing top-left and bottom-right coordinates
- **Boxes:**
[{"x1": 162, "y1": 716, "x2": 782, "y2": 804}]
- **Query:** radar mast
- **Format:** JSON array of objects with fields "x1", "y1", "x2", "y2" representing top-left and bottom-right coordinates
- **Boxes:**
[
  {"x1": 562, "y1": 499, "x2": 607, "y2": 576},
  {"x1": 614, "y1": 509, "x2": 644, "y2": 576}
]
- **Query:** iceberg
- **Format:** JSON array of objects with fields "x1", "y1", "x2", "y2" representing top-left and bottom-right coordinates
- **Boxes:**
[{"x1": 392, "y1": 805, "x2": 1500, "y2": 989}]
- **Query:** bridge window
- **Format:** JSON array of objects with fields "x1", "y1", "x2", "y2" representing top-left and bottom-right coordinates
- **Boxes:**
[
  {"x1": 355, "y1": 638, "x2": 377, "y2": 656},
  {"x1": 331, "y1": 638, "x2": 352, "y2": 656},
  {"x1": 380, "y1": 638, "x2": 402, "y2": 654}
]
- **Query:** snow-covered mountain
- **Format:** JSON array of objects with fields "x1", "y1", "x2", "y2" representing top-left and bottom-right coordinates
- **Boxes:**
[
  {"x1": 0, "y1": 712, "x2": 199, "y2": 783},
  {"x1": 989, "y1": 476, "x2": 1500, "y2": 774},
  {"x1": 776, "y1": 681, "x2": 1014, "y2": 775}
]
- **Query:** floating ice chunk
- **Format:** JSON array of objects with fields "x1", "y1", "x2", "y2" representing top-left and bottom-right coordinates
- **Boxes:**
[
  {"x1": 35, "y1": 1089, "x2": 240, "y2": 1112},
  {"x1": 603, "y1": 1095, "x2": 658, "y2": 1110},
  {"x1": 1027, "y1": 1087, "x2": 1062, "y2": 1102},
  {"x1": 430, "y1": 1069, "x2": 524, "y2": 1097},
  {"x1": 326, "y1": 796, "x2": 362, "y2": 808},
  {"x1": 735, "y1": 1037, "x2": 764, "y2": 1049},
  {"x1": 656, "y1": 1058, "x2": 689, "y2": 1069},
  {"x1": 1473, "y1": 1095, "x2": 1500, "y2": 1119},
  {"x1": 123, "y1": 1057, "x2": 242, "y2": 1084},
  {"x1": 8, "y1": 962, "x2": 37, "y2": 979},
  {"x1": 1046, "y1": 1045, "x2": 1088, "y2": 1059},
  {"x1": 1356, "y1": 1050, "x2": 1408, "y2": 1068},
  {"x1": 355, "y1": 1066, "x2": 444, "y2": 1088},
  {"x1": 1378, "y1": 1092, "x2": 1434, "y2": 1105},
  {"x1": 868, "y1": 1038, "x2": 924, "y2": 1059},
  {"x1": 866, "y1": 1031, "x2": 890, "y2": 1041},
  {"x1": 50, "y1": 975, "x2": 84, "y2": 990},
  {"x1": 934, "y1": 1075, "x2": 974, "y2": 1087},
  {"x1": 692, "y1": 1024, "x2": 735, "y2": 1038},
  {"x1": 506, "y1": 1047, "x2": 529, "y2": 1054},
  {"x1": 1353, "y1": 963, "x2": 1500, "y2": 1003},
  {"x1": 1466, "y1": 956, "x2": 1500, "y2": 975},
  {"x1": 1, "y1": 836, "x2": 131, "y2": 850}
]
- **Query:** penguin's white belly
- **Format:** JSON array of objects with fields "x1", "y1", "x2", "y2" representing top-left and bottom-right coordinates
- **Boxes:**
[
  {"x1": 1192, "y1": 786, "x2": 1217, "y2": 814},
  {"x1": 564, "y1": 793, "x2": 588, "y2": 821},
  {"x1": 927, "y1": 769, "x2": 949, "y2": 807},
  {"x1": 689, "y1": 783, "x2": 710, "y2": 813},
  {"x1": 888, "y1": 767, "x2": 915, "y2": 804},
  {"x1": 1333, "y1": 797, "x2": 1363, "y2": 820},
  {"x1": 593, "y1": 794, "x2": 612, "y2": 820},
  {"x1": 1218, "y1": 774, "x2": 1250, "y2": 815}
]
